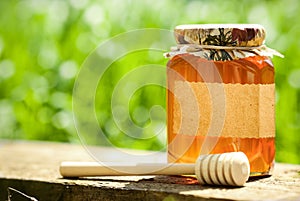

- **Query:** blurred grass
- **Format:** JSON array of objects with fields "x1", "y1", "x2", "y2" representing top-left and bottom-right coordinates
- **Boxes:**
[{"x1": 0, "y1": 0, "x2": 299, "y2": 164}]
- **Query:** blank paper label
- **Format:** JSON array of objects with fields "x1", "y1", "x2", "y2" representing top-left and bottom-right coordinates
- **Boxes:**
[{"x1": 173, "y1": 81, "x2": 275, "y2": 138}]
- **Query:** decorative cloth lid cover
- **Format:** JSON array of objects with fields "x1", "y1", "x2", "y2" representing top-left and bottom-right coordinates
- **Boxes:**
[{"x1": 174, "y1": 24, "x2": 266, "y2": 47}]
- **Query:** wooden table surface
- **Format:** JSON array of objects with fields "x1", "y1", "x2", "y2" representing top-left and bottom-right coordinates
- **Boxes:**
[{"x1": 0, "y1": 141, "x2": 299, "y2": 201}]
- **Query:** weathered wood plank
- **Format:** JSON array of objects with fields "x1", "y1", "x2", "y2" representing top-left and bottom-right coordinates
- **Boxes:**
[{"x1": 0, "y1": 141, "x2": 299, "y2": 201}]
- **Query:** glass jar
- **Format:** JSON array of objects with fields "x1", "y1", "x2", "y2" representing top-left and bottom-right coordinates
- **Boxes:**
[{"x1": 166, "y1": 24, "x2": 282, "y2": 176}]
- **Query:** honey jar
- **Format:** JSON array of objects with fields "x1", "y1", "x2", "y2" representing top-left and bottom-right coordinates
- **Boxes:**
[{"x1": 165, "y1": 24, "x2": 283, "y2": 176}]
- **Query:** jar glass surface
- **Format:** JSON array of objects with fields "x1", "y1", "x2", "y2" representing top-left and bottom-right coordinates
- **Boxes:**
[{"x1": 167, "y1": 54, "x2": 275, "y2": 176}]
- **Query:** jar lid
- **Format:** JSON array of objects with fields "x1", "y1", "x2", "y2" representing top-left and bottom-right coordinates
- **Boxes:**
[{"x1": 174, "y1": 24, "x2": 266, "y2": 47}]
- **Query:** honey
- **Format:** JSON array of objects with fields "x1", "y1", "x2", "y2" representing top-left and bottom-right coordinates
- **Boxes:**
[{"x1": 166, "y1": 24, "x2": 281, "y2": 176}]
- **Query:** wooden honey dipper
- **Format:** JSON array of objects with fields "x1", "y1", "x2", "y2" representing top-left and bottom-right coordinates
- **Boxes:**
[{"x1": 60, "y1": 152, "x2": 250, "y2": 186}]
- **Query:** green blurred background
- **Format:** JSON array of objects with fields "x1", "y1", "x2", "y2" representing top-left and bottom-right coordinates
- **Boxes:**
[{"x1": 0, "y1": 0, "x2": 299, "y2": 163}]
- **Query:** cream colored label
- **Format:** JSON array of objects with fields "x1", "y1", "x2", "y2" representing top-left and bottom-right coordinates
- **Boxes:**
[{"x1": 173, "y1": 82, "x2": 275, "y2": 138}]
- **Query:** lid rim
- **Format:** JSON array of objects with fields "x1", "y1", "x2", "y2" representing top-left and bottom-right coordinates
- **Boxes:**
[{"x1": 175, "y1": 24, "x2": 265, "y2": 30}]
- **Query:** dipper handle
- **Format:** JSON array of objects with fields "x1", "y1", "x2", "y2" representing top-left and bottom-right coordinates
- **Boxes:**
[
  {"x1": 60, "y1": 162, "x2": 195, "y2": 177},
  {"x1": 60, "y1": 152, "x2": 250, "y2": 186}
]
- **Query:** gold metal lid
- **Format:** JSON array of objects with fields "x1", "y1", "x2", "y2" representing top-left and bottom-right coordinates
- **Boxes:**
[{"x1": 174, "y1": 24, "x2": 266, "y2": 47}]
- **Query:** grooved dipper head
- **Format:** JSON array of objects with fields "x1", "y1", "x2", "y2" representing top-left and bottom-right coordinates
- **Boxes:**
[{"x1": 195, "y1": 152, "x2": 250, "y2": 186}]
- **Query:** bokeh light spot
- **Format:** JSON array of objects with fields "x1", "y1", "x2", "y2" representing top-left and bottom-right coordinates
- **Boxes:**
[
  {"x1": 0, "y1": 60, "x2": 15, "y2": 79},
  {"x1": 50, "y1": 92, "x2": 69, "y2": 109},
  {"x1": 288, "y1": 69, "x2": 300, "y2": 89},
  {"x1": 83, "y1": 4, "x2": 105, "y2": 27},
  {"x1": 52, "y1": 110, "x2": 73, "y2": 129},
  {"x1": 59, "y1": 60, "x2": 78, "y2": 79},
  {"x1": 69, "y1": 0, "x2": 88, "y2": 9}
]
